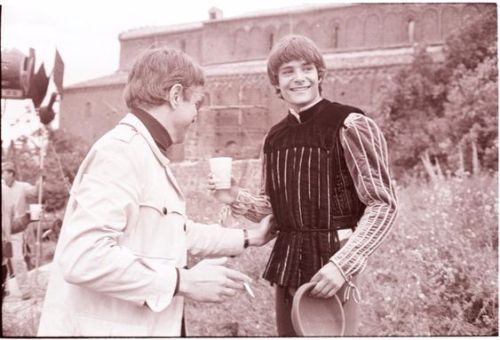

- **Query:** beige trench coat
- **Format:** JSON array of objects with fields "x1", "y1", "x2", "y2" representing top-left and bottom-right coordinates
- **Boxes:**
[{"x1": 37, "y1": 114, "x2": 245, "y2": 336}]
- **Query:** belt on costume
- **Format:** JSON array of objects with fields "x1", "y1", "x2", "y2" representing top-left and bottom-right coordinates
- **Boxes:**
[{"x1": 278, "y1": 226, "x2": 355, "y2": 233}]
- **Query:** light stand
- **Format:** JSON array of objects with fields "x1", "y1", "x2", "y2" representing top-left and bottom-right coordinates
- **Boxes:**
[{"x1": 34, "y1": 121, "x2": 47, "y2": 271}]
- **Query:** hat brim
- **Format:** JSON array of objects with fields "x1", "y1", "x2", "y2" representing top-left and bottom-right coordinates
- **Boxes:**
[{"x1": 291, "y1": 282, "x2": 345, "y2": 336}]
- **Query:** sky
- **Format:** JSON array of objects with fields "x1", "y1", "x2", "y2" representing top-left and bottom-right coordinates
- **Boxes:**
[
  {"x1": 1, "y1": 0, "x2": 355, "y2": 87},
  {"x1": 1, "y1": 0, "x2": 351, "y2": 142}
]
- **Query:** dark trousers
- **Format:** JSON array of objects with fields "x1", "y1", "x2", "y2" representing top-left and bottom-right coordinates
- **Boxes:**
[
  {"x1": 181, "y1": 316, "x2": 186, "y2": 337},
  {"x1": 275, "y1": 275, "x2": 360, "y2": 336},
  {"x1": 1, "y1": 263, "x2": 8, "y2": 300}
]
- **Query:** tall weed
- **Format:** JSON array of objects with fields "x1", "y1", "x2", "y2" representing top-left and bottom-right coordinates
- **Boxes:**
[{"x1": 359, "y1": 172, "x2": 498, "y2": 336}]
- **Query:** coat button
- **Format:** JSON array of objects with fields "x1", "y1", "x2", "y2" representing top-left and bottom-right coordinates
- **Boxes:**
[{"x1": 162, "y1": 207, "x2": 168, "y2": 215}]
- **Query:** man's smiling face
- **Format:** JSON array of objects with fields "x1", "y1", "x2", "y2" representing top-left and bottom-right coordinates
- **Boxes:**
[{"x1": 276, "y1": 59, "x2": 322, "y2": 111}]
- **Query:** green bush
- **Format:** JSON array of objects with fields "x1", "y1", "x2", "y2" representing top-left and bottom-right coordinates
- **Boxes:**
[
  {"x1": 359, "y1": 173, "x2": 498, "y2": 336},
  {"x1": 8, "y1": 128, "x2": 90, "y2": 212},
  {"x1": 380, "y1": 9, "x2": 498, "y2": 181}
]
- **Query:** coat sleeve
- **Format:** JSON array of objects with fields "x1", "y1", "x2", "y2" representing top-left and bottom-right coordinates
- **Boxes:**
[
  {"x1": 57, "y1": 139, "x2": 177, "y2": 312},
  {"x1": 185, "y1": 220, "x2": 245, "y2": 257}
]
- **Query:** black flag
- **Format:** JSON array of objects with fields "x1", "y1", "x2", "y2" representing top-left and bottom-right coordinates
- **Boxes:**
[
  {"x1": 53, "y1": 49, "x2": 64, "y2": 95},
  {"x1": 27, "y1": 63, "x2": 49, "y2": 108}
]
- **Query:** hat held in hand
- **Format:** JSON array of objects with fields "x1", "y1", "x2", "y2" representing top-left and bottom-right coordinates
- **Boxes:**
[{"x1": 291, "y1": 282, "x2": 345, "y2": 336}]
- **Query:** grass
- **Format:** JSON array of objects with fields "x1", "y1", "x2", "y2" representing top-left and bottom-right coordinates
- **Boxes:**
[
  {"x1": 2, "y1": 160, "x2": 497, "y2": 336},
  {"x1": 2, "y1": 239, "x2": 55, "y2": 337}
]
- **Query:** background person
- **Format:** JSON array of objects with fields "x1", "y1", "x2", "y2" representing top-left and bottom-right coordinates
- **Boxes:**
[
  {"x1": 2, "y1": 182, "x2": 32, "y2": 301},
  {"x1": 1, "y1": 161, "x2": 40, "y2": 300}
]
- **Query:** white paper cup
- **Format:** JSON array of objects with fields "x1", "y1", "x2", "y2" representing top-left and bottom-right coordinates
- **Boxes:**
[
  {"x1": 209, "y1": 157, "x2": 232, "y2": 189},
  {"x1": 29, "y1": 204, "x2": 42, "y2": 221}
]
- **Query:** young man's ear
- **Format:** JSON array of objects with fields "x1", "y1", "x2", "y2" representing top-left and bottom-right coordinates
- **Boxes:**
[{"x1": 168, "y1": 84, "x2": 184, "y2": 109}]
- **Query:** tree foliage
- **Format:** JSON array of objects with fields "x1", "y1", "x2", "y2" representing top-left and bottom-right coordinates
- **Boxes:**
[
  {"x1": 10, "y1": 128, "x2": 90, "y2": 212},
  {"x1": 381, "y1": 9, "x2": 498, "y2": 181}
]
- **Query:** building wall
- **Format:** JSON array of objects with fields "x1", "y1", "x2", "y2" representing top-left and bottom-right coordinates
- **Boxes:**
[
  {"x1": 119, "y1": 29, "x2": 203, "y2": 71},
  {"x1": 61, "y1": 3, "x2": 492, "y2": 162},
  {"x1": 119, "y1": 3, "x2": 485, "y2": 67},
  {"x1": 60, "y1": 85, "x2": 127, "y2": 142}
]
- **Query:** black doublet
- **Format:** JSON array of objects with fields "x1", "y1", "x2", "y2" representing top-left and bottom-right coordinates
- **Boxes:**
[{"x1": 262, "y1": 99, "x2": 366, "y2": 288}]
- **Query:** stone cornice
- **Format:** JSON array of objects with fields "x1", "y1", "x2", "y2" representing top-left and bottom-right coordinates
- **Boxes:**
[{"x1": 204, "y1": 44, "x2": 445, "y2": 78}]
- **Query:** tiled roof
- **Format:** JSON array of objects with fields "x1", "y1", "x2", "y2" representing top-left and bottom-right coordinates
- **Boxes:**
[
  {"x1": 65, "y1": 71, "x2": 128, "y2": 90},
  {"x1": 119, "y1": 22, "x2": 203, "y2": 40}
]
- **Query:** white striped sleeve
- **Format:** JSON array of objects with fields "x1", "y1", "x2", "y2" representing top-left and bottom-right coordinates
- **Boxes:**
[
  {"x1": 228, "y1": 135, "x2": 273, "y2": 223},
  {"x1": 330, "y1": 113, "x2": 398, "y2": 278}
]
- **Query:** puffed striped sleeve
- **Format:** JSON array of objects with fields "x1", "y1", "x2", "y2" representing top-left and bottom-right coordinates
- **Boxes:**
[{"x1": 330, "y1": 113, "x2": 398, "y2": 278}]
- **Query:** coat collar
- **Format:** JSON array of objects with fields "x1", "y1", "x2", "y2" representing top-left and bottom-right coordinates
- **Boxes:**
[
  {"x1": 130, "y1": 106, "x2": 173, "y2": 155},
  {"x1": 119, "y1": 114, "x2": 171, "y2": 166},
  {"x1": 118, "y1": 114, "x2": 184, "y2": 198}
]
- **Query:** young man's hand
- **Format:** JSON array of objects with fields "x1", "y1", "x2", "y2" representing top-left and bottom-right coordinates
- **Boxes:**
[
  {"x1": 208, "y1": 174, "x2": 239, "y2": 204},
  {"x1": 178, "y1": 257, "x2": 251, "y2": 303},
  {"x1": 308, "y1": 262, "x2": 346, "y2": 298}
]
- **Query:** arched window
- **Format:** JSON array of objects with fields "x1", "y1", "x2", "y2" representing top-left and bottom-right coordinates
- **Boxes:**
[
  {"x1": 332, "y1": 24, "x2": 340, "y2": 48},
  {"x1": 269, "y1": 33, "x2": 274, "y2": 51},
  {"x1": 408, "y1": 19, "x2": 415, "y2": 43}
]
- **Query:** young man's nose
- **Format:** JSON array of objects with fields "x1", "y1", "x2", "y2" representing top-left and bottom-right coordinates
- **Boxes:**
[{"x1": 292, "y1": 69, "x2": 307, "y2": 82}]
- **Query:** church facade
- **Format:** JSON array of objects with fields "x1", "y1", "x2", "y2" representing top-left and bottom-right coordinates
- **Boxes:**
[{"x1": 60, "y1": 3, "x2": 491, "y2": 161}]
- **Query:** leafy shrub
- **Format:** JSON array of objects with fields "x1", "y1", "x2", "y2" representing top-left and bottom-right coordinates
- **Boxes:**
[
  {"x1": 7, "y1": 128, "x2": 90, "y2": 212},
  {"x1": 380, "y1": 9, "x2": 498, "y2": 181},
  {"x1": 359, "y1": 173, "x2": 498, "y2": 336}
]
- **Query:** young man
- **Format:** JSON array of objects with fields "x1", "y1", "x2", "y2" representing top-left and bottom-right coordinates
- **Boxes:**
[
  {"x1": 37, "y1": 47, "x2": 274, "y2": 337},
  {"x1": 210, "y1": 35, "x2": 398, "y2": 336},
  {"x1": 1, "y1": 161, "x2": 40, "y2": 300}
]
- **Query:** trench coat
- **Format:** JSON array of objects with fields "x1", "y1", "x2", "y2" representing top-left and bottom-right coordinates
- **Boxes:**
[{"x1": 37, "y1": 113, "x2": 245, "y2": 336}]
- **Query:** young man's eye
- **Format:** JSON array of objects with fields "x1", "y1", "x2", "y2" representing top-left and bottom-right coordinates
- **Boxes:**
[
  {"x1": 303, "y1": 65, "x2": 315, "y2": 72},
  {"x1": 280, "y1": 68, "x2": 294, "y2": 75}
]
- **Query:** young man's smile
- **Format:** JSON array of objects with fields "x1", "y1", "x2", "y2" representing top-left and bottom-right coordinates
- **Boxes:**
[{"x1": 277, "y1": 59, "x2": 322, "y2": 111}]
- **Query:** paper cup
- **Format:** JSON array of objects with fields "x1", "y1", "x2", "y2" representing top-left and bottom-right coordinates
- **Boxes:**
[
  {"x1": 209, "y1": 157, "x2": 232, "y2": 189},
  {"x1": 29, "y1": 204, "x2": 43, "y2": 221}
]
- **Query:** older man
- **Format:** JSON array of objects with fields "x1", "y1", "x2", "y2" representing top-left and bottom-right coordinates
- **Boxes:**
[{"x1": 37, "y1": 47, "x2": 274, "y2": 337}]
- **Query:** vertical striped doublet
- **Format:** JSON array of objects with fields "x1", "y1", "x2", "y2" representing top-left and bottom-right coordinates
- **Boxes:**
[{"x1": 262, "y1": 99, "x2": 366, "y2": 288}]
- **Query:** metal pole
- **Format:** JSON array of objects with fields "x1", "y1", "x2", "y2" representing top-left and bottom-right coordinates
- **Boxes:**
[
  {"x1": 1, "y1": 98, "x2": 6, "y2": 115},
  {"x1": 34, "y1": 123, "x2": 45, "y2": 270}
]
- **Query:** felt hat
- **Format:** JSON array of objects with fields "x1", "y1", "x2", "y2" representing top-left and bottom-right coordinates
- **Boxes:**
[{"x1": 291, "y1": 282, "x2": 345, "y2": 336}]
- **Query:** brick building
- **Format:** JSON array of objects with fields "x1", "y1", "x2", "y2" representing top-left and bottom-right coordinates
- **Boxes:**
[{"x1": 60, "y1": 3, "x2": 491, "y2": 161}]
